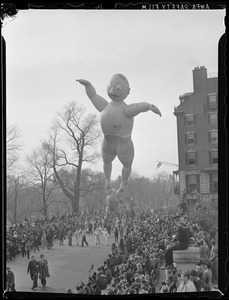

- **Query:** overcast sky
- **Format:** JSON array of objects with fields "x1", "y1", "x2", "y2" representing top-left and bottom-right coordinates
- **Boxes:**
[{"x1": 3, "y1": 9, "x2": 225, "y2": 180}]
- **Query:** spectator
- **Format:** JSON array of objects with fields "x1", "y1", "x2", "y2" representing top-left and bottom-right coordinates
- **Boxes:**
[
  {"x1": 103, "y1": 228, "x2": 109, "y2": 246},
  {"x1": 27, "y1": 256, "x2": 39, "y2": 290},
  {"x1": 104, "y1": 265, "x2": 112, "y2": 284},
  {"x1": 95, "y1": 228, "x2": 100, "y2": 245},
  {"x1": 68, "y1": 230, "x2": 73, "y2": 246},
  {"x1": 195, "y1": 261, "x2": 205, "y2": 280},
  {"x1": 203, "y1": 261, "x2": 213, "y2": 291},
  {"x1": 58, "y1": 228, "x2": 64, "y2": 245},
  {"x1": 41, "y1": 231, "x2": 47, "y2": 249},
  {"x1": 25, "y1": 240, "x2": 32, "y2": 259},
  {"x1": 38, "y1": 254, "x2": 50, "y2": 287},
  {"x1": 114, "y1": 227, "x2": 119, "y2": 243},
  {"x1": 177, "y1": 271, "x2": 196, "y2": 292},
  {"x1": 190, "y1": 269, "x2": 205, "y2": 292},
  {"x1": 20, "y1": 239, "x2": 26, "y2": 258},
  {"x1": 163, "y1": 215, "x2": 191, "y2": 269},
  {"x1": 81, "y1": 229, "x2": 89, "y2": 247},
  {"x1": 6, "y1": 267, "x2": 16, "y2": 291},
  {"x1": 76, "y1": 228, "x2": 82, "y2": 246},
  {"x1": 209, "y1": 239, "x2": 218, "y2": 285},
  {"x1": 199, "y1": 239, "x2": 210, "y2": 264}
]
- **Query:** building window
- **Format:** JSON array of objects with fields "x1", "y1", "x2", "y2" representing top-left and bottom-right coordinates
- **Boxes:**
[
  {"x1": 185, "y1": 114, "x2": 194, "y2": 126},
  {"x1": 208, "y1": 93, "x2": 217, "y2": 110},
  {"x1": 186, "y1": 132, "x2": 196, "y2": 145},
  {"x1": 186, "y1": 151, "x2": 197, "y2": 166},
  {"x1": 209, "y1": 130, "x2": 218, "y2": 144},
  {"x1": 186, "y1": 174, "x2": 200, "y2": 193},
  {"x1": 209, "y1": 150, "x2": 218, "y2": 165},
  {"x1": 209, "y1": 173, "x2": 218, "y2": 193},
  {"x1": 209, "y1": 113, "x2": 218, "y2": 125}
]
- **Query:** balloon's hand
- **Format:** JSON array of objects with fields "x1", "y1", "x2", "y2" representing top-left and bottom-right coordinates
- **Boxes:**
[
  {"x1": 76, "y1": 79, "x2": 91, "y2": 87},
  {"x1": 150, "y1": 104, "x2": 162, "y2": 117}
]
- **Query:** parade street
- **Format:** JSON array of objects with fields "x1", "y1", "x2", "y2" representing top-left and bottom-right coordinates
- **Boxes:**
[{"x1": 6, "y1": 234, "x2": 114, "y2": 293}]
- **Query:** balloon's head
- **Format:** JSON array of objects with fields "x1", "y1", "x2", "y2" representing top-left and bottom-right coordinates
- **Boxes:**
[{"x1": 107, "y1": 74, "x2": 130, "y2": 101}]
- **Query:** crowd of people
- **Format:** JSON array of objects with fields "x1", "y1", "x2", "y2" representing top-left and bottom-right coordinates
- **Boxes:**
[
  {"x1": 6, "y1": 211, "x2": 109, "y2": 261},
  {"x1": 70, "y1": 208, "x2": 218, "y2": 295},
  {"x1": 6, "y1": 206, "x2": 218, "y2": 294}
]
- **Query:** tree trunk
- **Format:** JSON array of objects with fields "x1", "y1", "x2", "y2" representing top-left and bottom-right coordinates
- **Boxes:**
[
  {"x1": 71, "y1": 196, "x2": 79, "y2": 212},
  {"x1": 72, "y1": 155, "x2": 82, "y2": 213}
]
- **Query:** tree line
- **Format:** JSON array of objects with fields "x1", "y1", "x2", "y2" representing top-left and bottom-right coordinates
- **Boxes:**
[{"x1": 6, "y1": 102, "x2": 179, "y2": 224}]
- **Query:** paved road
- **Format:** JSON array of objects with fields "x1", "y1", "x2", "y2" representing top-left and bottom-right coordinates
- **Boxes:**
[{"x1": 6, "y1": 233, "x2": 114, "y2": 293}]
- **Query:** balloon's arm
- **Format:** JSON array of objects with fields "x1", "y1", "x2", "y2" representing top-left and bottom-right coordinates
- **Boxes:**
[
  {"x1": 76, "y1": 79, "x2": 108, "y2": 112},
  {"x1": 124, "y1": 102, "x2": 162, "y2": 118}
]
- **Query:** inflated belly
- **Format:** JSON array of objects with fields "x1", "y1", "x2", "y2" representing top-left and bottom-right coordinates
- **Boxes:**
[{"x1": 100, "y1": 107, "x2": 134, "y2": 138}]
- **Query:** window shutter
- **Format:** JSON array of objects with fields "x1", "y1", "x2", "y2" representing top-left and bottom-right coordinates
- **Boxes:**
[
  {"x1": 186, "y1": 175, "x2": 189, "y2": 193},
  {"x1": 209, "y1": 151, "x2": 212, "y2": 164},
  {"x1": 194, "y1": 133, "x2": 197, "y2": 145},
  {"x1": 185, "y1": 153, "x2": 188, "y2": 165},
  {"x1": 193, "y1": 114, "x2": 196, "y2": 125},
  {"x1": 208, "y1": 132, "x2": 211, "y2": 143},
  {"x1": 196, "y1": 174, "x2": 200, "y2": 193},
  {"x1": 184, "y1": 116, "x2": 186, "y2": 126},
  {"x1": 195, "y1": 151, "x2": 198, "y2": 165},
  {"x1": 185, "y1": 134, "x2": 187, "y2": 145},
  {"x1": 209, "y1": 174, "x2": 213, "y2": 193}
]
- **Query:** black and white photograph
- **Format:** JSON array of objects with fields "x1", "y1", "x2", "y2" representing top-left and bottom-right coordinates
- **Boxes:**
[{"x1": 2, "y1": 3, "x2": 227, "y2": 297}]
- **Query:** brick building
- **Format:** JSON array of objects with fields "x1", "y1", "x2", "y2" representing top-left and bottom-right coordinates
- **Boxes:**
[{"x1": 173, "y1": 66, "x2": 218, "y2": 211}]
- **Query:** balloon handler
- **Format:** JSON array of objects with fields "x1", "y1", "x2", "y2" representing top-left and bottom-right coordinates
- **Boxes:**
[{"x1": 77, "y1": 74, "x2": 161, "y2": 193}]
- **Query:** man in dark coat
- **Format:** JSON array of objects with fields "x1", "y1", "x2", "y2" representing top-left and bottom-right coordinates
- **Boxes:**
[
  {"x1": 6, "y1": 267, "x2": 16, "y2": 291},
  {"x1": 38, "y1": 254, "x2": 49, "y2": 287},
  {"x1": 27, "y1": 256, "x2": 39, "y2": 290},
  {"x1": 162, "y1": 215, "x2": 191, "y2": 269}
]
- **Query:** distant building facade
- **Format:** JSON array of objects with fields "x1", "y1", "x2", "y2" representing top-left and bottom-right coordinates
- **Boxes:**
[{"x1": 173, "y1": 66, "x2": 218, "y2": 211}]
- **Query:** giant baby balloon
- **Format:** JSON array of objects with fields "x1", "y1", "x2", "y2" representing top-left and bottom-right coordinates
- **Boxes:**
[{"x1": 77, "y1": 74, "x2": 162, "y2": 192}]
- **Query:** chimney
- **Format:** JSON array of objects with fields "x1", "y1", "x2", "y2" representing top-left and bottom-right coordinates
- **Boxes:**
[{"x1": 193, "y1": 66, "x2": 208, "y2": 93}]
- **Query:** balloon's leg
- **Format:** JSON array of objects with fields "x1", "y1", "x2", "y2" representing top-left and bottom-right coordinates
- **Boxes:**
[
  {"x1": 122, "y1": 165, "x2": 131, "y2": 185},
  {"x1": 103, "y1": 162, "x2": 112, "y2": 190}
]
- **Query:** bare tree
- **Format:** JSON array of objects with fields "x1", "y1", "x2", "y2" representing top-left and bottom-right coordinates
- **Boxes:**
[
  {"x1": 47, "y1": 102, "x2": 101, "y2": 212},
  {"x1": 152, "y1": 172, "x2": 174, "y2": 208},
  {"x1": 26, "y1": 141, "x2": 58, "y2": 218},
  {"x1": 6, "y1": 175, "x2": 30, "y2": 223},
  {"x1": 80, "y1": 170, "x2": 106, "y2": 213},
  {"x1": 6, "y1": 122, "x2": 23, "y2": 176}
]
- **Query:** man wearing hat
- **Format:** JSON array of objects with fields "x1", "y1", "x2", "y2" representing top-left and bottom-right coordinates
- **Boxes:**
[
  {"x1": 177, "y1": 271, "x2": 196, "y2": 292},
  {"x1": 27, "y1": 256, "x2": 39, "y2": 290},
  {"x1": 6, "y1": 267, "x2": 16, "y2": 291},
  {"x1": 38, "y1": 254, "x2": 49, "y2": 287},
  {"x1": 190, "y1": 269, "x2": 205, "y2": 292},
  {"x1": 162, "y1": 215, "x2": 191, "y2": 269}
]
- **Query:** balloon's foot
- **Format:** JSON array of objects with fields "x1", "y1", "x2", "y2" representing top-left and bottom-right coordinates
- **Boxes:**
[
  {"x1": 117, "y1": 181, "x2": 127, "y2": 194},
  {"x1": 105, "y1": 181, "x2": 111, "y2": 191}
]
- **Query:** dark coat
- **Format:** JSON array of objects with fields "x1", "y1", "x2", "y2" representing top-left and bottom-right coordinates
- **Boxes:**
[
  {"x1": 39, "y1": 259, "x2": 49, "y2": 278},
  {"x1": 176, "y1": 222, "x2": 191, "y2": 247},
  {"x1": 27, "y1": 260, "x2": 39, "y2": 275},
  {"x1": 6, "y1": 270, "x2": 15, "y2": 289}
]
